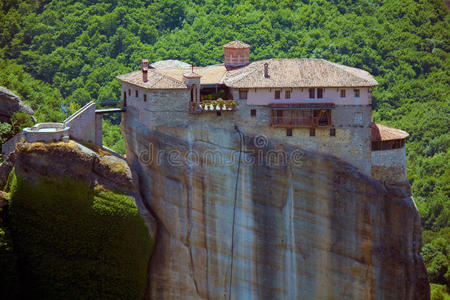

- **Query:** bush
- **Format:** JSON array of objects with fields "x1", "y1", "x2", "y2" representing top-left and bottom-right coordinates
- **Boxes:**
[
  {"x1": 8, "y1": 173, "x2": 153, "y2": 299},
  {"x1": 431, "y1": 284, "x2": 450, "y2": 300}
]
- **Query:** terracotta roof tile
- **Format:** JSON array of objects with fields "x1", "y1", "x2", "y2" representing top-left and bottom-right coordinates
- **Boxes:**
[
  {"x1": 156, "y1": 65, "x2": 228, "y2": 85},
  {"x1": 150, "y1": 60, "x2": 191, "y2": 69},
  {"x1": 116, "y1": 70, "x2": 187, "y2": 90},
  {"x1": 371, "y1": 122, "x2": 409, "y2": 142},
  {"x1": 223, "y1": 40, "x2": 251, "y2": 48},
  {"x1": 117, "y1": 58, "x2": 378, "y2": 90},
  {"x1": 223, "y1": 58, "x2": 378, "y2": 88}
]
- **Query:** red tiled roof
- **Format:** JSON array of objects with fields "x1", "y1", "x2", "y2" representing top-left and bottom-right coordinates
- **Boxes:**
[
  {"x1": 223, "y1": 59, "x2": 378, "y2": 88},
  {"x1": 116, "y1": 70, "x2": 187, "y2": 90},
  {"x1": 223, "y1": 40, "x2": 250, "y2": 48},
  {"x1": 155, "y1": 65, "x2": 228, "y2": 85},
  {"x1": 117, "y1": 58, "x2": 378, "y2": 90},
  {"x1": 371, "y1": 122, "x2": 409, "y2": 142}
]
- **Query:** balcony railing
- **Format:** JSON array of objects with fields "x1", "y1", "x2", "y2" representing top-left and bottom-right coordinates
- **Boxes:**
[
  {"x1": 271, "y1": 117, "x2": 331, "y2": 127},
  {"x1": 189, "y1": 100, "x2": 237, "y2": 113},
  {"x1": 271, "y1": 109, "x2": 332, "y2": 128}
]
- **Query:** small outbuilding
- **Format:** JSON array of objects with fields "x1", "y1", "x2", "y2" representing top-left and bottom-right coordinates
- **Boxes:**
[{"x1": 371, "y1": 122, "x2": 409, "y2": 183}]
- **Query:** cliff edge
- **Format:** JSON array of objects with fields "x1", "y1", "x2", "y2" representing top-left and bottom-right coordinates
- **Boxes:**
[{"x1": 0, "y1": 86, "x2": 34, "y2": 123}]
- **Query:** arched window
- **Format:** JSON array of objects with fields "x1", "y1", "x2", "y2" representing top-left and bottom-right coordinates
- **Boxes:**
[{"x1": 190, "y1": 84, "x2": 197, "y2": 102}]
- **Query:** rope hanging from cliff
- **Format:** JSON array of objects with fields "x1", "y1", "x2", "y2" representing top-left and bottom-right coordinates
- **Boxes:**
[{"x1": 227, "y1": 125, "x2": 244, "y2": 300}]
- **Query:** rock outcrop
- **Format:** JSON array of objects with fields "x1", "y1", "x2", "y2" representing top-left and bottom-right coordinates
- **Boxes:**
[
  {"x1": 0, "y1": 86, "x2": 34, "y2": 123},
  {"x1": 0, "y1": 140, "x2": 156, "y2": 237},
  {"x1": 122, "y1": 109, "x2": 429, "y2": 299}
]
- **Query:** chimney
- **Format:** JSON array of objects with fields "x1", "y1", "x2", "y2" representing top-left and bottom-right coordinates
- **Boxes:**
[
  {"x1": 141, "y1": 59, "x2": 149, "y2": 82},
  {"x1": 264, "y1": 63, "x2": 269, "y2": 78},
  {"x1": 223, "y1": 40, "x2": 250, "y2": 68}
]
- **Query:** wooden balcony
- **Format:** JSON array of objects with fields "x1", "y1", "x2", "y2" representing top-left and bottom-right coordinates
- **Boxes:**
[
  {"x1": 271, "y1": 109, "x2": 332, "y2": 128},
  {"x1": 189, "y1": 100, "x2": 237, "y2": 113}
]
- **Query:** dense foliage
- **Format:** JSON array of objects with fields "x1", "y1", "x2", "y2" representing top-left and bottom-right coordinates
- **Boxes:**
[
  {"x1": 6, "y1": 173, "x2": 153, "y2": 299},
  {"x1": 0, "y1": 0, "x2": 448, "y2": 295},
  {"x1": 0, "y1": 111, "x2": 34, "y2": 147}
]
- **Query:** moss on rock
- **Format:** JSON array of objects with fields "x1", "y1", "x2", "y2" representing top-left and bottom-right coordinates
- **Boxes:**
[{"x1": 8, "y1": 172, "x2": 153, "y2": 299}]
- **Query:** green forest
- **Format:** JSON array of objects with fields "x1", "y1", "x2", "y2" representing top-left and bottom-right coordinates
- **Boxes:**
[{"x1": 0, "y1": 0, "x2": 449, "y2": 297}]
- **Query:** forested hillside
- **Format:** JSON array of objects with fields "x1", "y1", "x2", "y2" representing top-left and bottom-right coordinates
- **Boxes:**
[{"x1": 0, "y1": 0, "x2": 449, "y2": 297}]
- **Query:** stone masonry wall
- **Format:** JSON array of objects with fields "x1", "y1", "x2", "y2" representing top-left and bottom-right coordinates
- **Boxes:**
[
  {"x1": 371, "y1": 146, "x2": 408, "y2": 183},
  {"x1": 122, "y1": 83, "x2": 372, "y2": 175}
]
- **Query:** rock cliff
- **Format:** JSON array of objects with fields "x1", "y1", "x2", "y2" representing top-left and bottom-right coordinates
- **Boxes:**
[
  {"x1": 0, "y1": 140, "x2": 156, "y2": 237},
  {"x1": 122, "y1": 109, "x2": 429, "y2": 299},
  {"x1": 0, "y1": 86, "x2": 34, "y2": 123},
  {"x1": 0, "y1": 140, "x2": 156, "y2": 298}
]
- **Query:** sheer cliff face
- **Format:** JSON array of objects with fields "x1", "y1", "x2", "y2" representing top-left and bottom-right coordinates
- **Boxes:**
[{"x1": 122, "y1": 108, "x2": 429, "y2": 300}]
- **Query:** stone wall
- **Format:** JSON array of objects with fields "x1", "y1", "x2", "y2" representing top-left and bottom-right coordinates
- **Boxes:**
[
  {"x1": 121, "y1": 83, "x2": 372, "y2": 175},
  {"x1": 371, "y1": 146, "x2": 408, "y2": 183},
  {"x1": 64, "y1": 102, "x2": 97, "y2": 144}
]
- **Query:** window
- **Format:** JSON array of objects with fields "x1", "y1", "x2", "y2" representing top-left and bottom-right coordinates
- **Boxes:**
[
  {"x1": 353, "y1": 112, "x2": 363, "y2": 125},
  {"x1": 313, "y1": 109, "x2": 331, "y2": 126},
  {"x1": 340, "y1": 89, "x2": 346, "y2": 98},
  {"x1": 135, "y1": 90, "x2": 138, "y2": 97},
  {"x1": 330, "y1": 128, "x2": 336, "y2": 136},
  {"x1": 128, "y1": 89, "x2": 131, "y2": 96},
  {"x1": 123, "y1": 92, "x2": 127, "y2": 107},
  {"x1": 309, "y1": 88, "x2": 315, "y2": 99},
  {"x1": 250, "y1": 109, "x2": 256, "y2": 117},
  {"x1": 239, "y1": 90, "x2": 248, "y2": 100},
  {"x1": 276, "y1": 110, "x2": 283, "y2": 117},
  {"x1": 190, "y1": 84, "x2": 197, "y2": 102},
  {"x1": 216, "y1": 111, "x2": 221, "y2": 116},
  {"x1": 285, "y1": 90, "x2": 291, "y2": 99},
  {"x1": 143, "y1": 94, "x2": 147, "y2": 102},
  {"x1": 275, "y1": 90, "x2": 281, "y2": 99},
  {"x1": 317, "y1": 88, "x2": 323, "y2": 99},
  {"x1": 354, "y1": 89, "x2": 360, "y2": 97},
  {"x1": 286, "y1": 128, "x2": 292, "y2": 136},
  {"x1": 310, "y1": 128, "x2": 315, "y2": 136}
]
